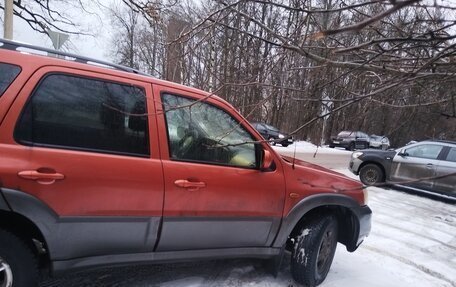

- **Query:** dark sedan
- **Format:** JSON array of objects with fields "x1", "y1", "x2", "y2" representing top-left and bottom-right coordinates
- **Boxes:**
[
  {"x1": 349, "y1": 140, "x2": 456, "y2": 199},
  {"x1": 251, "y1": 122, "x2": 293, "y2": 147}
]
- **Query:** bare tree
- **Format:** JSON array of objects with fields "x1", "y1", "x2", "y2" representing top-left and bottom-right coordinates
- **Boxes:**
[{"x1": 15, "y1": 0, "x2": 456, "y2": 146}]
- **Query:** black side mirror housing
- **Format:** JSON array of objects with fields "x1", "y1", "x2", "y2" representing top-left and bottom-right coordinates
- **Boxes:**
[{"x1": 398, "y1": 149, "x2": 408, "y2": 157}]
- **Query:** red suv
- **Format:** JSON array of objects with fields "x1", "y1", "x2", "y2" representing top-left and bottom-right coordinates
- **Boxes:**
[{"x1": 0, "y1": 39, "x2": 371, "y2": 287}]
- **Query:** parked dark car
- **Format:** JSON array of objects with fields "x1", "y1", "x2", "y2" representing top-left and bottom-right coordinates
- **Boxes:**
[
  {"x1": 251, "y1": 122, "x2": 294, "y2": 147},
  {"x1": 329, "y1": 131, "x2": 370, "y2": 151},
  {"x1": 349, "y1": 140, "x2": 456, "y2": 199}
]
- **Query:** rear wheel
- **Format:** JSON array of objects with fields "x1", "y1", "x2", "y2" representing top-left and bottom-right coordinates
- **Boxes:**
[
  {"x1": 281, "y1": 143, "x2": 289, "y2": 147},
  {"x1": 291, "y1": 215, "x2": 338, "y2": 286},
  {"x1": 359, "y1": 163, "x2": 384, "y2": 185},
  {"x1": 0, "y1": 229, "x2": 38, "y2": 287}
]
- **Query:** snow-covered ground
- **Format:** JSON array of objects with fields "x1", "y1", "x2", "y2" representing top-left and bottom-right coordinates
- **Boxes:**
[
  {"x1": 41, "y1": 167, "x2": 456, "y2": 287},
  {"x1": 327, "y1": 170, "x2": 456, "y2": 287},
  {"x1": 273, "y1": 141, "x2": 352, "y2": 155}
]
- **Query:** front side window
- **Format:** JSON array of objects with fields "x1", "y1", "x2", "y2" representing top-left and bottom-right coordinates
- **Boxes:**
[
  {"x1": 162, "y1": 93, "x2": 257, "y2": 168},
  {"x1": 15, "y1": 74, "x2": 149, "y2": 156},
  {"x1": 406, "y1": 144, "x2": 442, "y2": 160},
  {"x1": 445, "y1": 147, "x2": 456, "y2": 162},
  {"x1": 0, "y1": 63, "x2": 21, "y2": 97}
]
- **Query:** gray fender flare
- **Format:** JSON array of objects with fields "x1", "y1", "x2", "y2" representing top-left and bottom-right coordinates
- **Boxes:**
[
  {"x1": 0, "y1": 190, "x2": 11, "y2": 211},
  {"x1": 0, "y1": 188, "x2": 59, "y2": 255},
  {"x1": 272, "y1": 193, "x2": 360, "y2": 248}
]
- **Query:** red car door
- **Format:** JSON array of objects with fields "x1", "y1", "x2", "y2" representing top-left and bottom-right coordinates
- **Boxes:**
[
  {"x1": 153, "y1": 84, "x2": 286, "y2": 251},
  {"x1": 0, "y1": 66, "x2": 164, "y2": 260}
]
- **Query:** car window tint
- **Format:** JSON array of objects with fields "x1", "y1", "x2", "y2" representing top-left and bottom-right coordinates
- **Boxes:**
[
  {"x1": 162, "y1": 93, "x2": 257, "y2": 168},
  {"x1": 15, "y1": 74, "x2": 150, "y2": 156},
  {"x1": 446, "y1": 148, "x2": 456, "y2": 162},
  {"x1": 0, "y1": 63, "x2": 21, "y2": 97},
  {"x1": 406, "y1": 144, "x2": 442, "y2": 160}
]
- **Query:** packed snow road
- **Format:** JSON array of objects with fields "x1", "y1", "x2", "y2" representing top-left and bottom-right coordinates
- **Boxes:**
[{"x1": 40, "y1": 144, "x2": 456, "y2": 287}]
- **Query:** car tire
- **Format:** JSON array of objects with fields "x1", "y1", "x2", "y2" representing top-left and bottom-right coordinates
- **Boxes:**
[
  {"x1": 268, "y1": 137, "x2": 276, "y2": 146},
  {"x1": 0, "y1": 229, "x2": 38, "y2": 287},
  {"x1": 359, "y1": 163, "x2": 384, "y2": 186},
  {"x1": 291, "y1": 215, "x2": 338, "y2": 286},
  {"x1": 347, "y1": 142, "x2": 355, "y2": 151},
  {"x1": 281, "y1": 143, "x2": 289, "y2": 147},
  {"x1": 329, "y1": 145, "x2": 335, "y2": 148}
]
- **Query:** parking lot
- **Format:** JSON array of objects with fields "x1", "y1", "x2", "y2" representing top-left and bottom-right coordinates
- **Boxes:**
[{"x1": 40, "y1": 147, "x2": 456, "y2": 287}]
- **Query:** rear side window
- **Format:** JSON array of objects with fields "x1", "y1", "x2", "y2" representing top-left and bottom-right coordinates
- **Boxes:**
[
  {"x1": 15, "y1": 74, "x2": 150, "y2": 157},
  {"x1": 0, "y1": 63, "x2": 21, "y2": 97}
]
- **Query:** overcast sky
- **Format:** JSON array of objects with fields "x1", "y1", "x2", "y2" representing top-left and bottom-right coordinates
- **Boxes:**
[{"x1": 0, "y1": 1, "x2": 116, "y2": 61}]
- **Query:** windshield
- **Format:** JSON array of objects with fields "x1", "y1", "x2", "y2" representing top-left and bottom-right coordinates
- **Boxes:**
[{"x1": 338, "y1": 131, "x2": 354, "y2": 137}]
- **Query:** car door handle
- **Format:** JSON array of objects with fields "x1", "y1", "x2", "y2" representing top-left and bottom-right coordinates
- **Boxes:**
[
  {"x1": 174, "y1": 179, "x2": 206, "y2": 190},
  {"x1": 18, "y1": 170, "x2": 65, "y2": 185},
  {"x1": 425, "y1": 164, "x2": 434, "y2": 169}
]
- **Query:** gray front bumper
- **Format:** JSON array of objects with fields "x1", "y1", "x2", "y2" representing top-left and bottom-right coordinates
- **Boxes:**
[{"x1": 349, "y1": 157, "x2": 363, "y2": 175}]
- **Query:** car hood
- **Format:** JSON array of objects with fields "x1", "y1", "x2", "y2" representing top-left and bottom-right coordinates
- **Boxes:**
[
  {"x1": 280, "y1": 155, "x2": 363, "y2": 190},
  {"x1": 281, "y1": 155, "x2": 347, "y2": 177},
  {"x1": 359, "y1": 149, "x2": 396, "y2": 159},
  {"x1": 279, "y1": 155, "x2": 365, "y2": 211}
]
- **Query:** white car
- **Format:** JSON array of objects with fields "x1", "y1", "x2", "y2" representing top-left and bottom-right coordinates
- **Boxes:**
[{"x1": 369, "y1": 135, "x2": 390, "y2": 150}]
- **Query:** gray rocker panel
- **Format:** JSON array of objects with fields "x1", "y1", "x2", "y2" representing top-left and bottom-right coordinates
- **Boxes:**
[{"x1": 1, "y1": 188, "x2": 160, "y2": 260}]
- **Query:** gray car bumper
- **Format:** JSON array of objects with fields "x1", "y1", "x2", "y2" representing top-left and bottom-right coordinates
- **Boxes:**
[{"x1": 349, "y1": 157, "x2": 363, "y2": 175}]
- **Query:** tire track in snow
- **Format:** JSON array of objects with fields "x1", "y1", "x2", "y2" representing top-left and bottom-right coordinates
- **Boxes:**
[
  {"x1": 368, "y1": 191, "x2": 456, "y2": 220},
  {"x1": 369, "y1": 197, "x2": 456, "y2": 222},
  {"x1": 363, "y1": 245, "x2": 456, "y2": 287},
  {"x1": 373, "y1": 219, "x2": 456, "y2": 251}
]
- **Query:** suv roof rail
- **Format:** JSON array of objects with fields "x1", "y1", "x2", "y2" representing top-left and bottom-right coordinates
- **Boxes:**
[{"x1": 0, "y1": 38, "x2": 149, "y2": 76}]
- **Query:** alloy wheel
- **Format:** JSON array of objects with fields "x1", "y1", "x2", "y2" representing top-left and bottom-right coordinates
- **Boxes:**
[
  {"x1": 364, "y1": 168, "x2": 378, "y2": 184},
  {"x1": 0, "y1": 256, "x2": 13, "y2": 287}
]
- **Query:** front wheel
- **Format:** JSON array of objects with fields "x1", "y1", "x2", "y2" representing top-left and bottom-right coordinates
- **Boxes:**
[
  {"x1": 359, "y1": 163, "x2": 384, "y2": 185},
  {"x1": 291, "y1": 215, "x2": 338, "y2": 286},
  {"x1": 0, "y1": 229, "x2": 38, "y2": 287}
]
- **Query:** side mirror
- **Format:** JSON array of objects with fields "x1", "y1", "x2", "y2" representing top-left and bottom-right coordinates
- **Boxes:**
[
  {"x1": 261, "y1": 149, "x2": 274, "y2": 171},
  {"x1": 398, "y1": 149, "x2": 408, "y2": 157}
]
